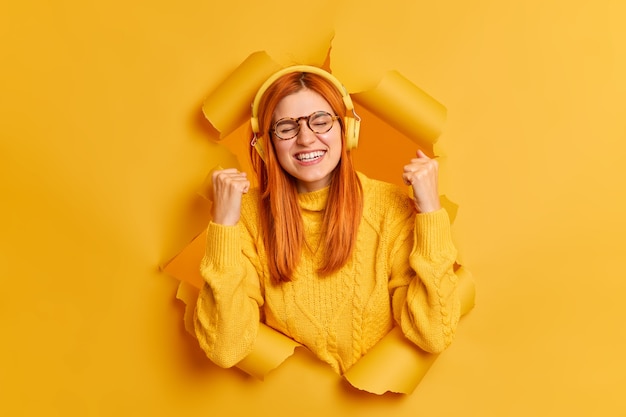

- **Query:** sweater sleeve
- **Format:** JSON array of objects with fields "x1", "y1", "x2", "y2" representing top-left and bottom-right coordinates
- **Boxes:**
[
  {"x1": 194, "y1": 221, "x2": 264, "y2": 368},
  {"x1": 388, "y1": 208, "x2": 460, "y2": 353}
]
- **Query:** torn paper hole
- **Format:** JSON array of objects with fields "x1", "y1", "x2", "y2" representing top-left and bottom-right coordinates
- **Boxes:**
[{"x1": 163, "y1": 47, "x2": 474, "y2": 394}]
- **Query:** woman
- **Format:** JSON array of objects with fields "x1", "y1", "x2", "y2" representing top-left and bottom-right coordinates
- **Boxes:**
[{"x1": 194, "y1": 67, "x2": 461, "y2": 375}]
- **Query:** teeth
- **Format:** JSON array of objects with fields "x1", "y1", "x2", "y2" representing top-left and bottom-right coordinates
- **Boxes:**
[{"x1": 296, "y1": 151, "x2": 325, "y2": 161}]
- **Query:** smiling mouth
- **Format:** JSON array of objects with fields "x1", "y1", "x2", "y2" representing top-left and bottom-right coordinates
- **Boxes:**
[{"x1": 295, "y1": 150, "x2": 326, "y2": 162}]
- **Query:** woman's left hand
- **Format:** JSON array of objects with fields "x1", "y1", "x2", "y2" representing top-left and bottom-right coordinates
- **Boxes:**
[{"x1": 402, "y1": 150, "x2": 441, "y2": 213}]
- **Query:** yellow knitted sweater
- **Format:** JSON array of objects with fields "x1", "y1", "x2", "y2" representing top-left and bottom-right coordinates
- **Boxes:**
[{"x1": 195, "y1": 172, "x2": 460, "y2": 374}]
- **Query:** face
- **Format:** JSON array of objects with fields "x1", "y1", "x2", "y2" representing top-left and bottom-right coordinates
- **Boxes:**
[{"x1": 272, "y1": 89, "x2": 342, "y2": 193}]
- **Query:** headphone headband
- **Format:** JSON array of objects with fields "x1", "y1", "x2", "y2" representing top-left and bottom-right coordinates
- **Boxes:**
[{"x1": 250, "y1": 65, "x2": 360, "y2": 158}]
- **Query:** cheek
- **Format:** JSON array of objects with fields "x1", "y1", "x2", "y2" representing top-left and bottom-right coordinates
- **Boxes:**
[
  {"x1": 321, "y1": 131, "x2": 343, "y2": 149},
  {"x1": 272, "y1": 141, "x2": 291, "y2": 162}
]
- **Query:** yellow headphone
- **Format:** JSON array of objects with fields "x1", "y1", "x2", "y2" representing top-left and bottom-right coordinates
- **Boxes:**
[{"x1": 250, "y1": 65, "x2": 360, "y2": 159}]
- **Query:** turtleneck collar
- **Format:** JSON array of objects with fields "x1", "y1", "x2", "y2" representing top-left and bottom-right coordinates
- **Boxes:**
[{"x1": 297, "y1": 186, "x2": 330, "y2": 212}]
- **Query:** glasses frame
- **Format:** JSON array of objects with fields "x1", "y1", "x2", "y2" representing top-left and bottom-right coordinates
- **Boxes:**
[{"x1": 271, "y1": 111, "x2": 340, "y2": 140}]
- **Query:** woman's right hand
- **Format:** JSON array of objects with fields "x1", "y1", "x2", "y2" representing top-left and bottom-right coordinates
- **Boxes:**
[{"x1": 211, "y1": 168, "x2": 250, "y2": 226}]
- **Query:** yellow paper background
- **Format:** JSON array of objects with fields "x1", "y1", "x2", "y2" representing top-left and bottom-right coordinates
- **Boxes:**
[{"x1": 2, "y1": 1, "x2": 626, "y2": 416}]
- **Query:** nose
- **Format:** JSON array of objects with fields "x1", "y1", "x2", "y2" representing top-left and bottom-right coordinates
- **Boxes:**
[{"x1": 295, "y1": 120, "x2": 316, "y2": 145}]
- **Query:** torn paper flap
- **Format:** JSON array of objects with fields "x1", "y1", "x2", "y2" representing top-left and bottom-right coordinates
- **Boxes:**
[
  {"x1": 164, "y1": 228, "x2": 302, "y2": 380},
  {"x1": 352, "y1": 70, "x2": 447, "y2": 146},
  {"x1": 176, "y1": 281, "x2": 200, "y2": 335},
  {"x1": 343, "y1": 266, "x2": 475, "y2": 394},
  {"x1": 235, "y1": 323, "x2": 303, "y2": 380},
  {"x1": 202, "y1": 51, "x2": 282, "y2": 139},
  {"x1": 162, "y1": 230, "x2": 207, "y2": 290},
  {"x1": 343, "y1": 326, "x2": 439, "y2": 395}
]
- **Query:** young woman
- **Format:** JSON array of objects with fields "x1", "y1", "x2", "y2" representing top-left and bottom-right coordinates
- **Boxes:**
[{"x1": 194, "y1": 67, "x2": 461, "y2": 375}]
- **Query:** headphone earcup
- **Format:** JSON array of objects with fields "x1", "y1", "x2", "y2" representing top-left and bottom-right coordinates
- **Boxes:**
[
  {"x1": 250, "y1": 116, "x2": 260, "y2": 136},
  {"x1": 343, "y1": 116, "x2": 359, "y2": 150}
]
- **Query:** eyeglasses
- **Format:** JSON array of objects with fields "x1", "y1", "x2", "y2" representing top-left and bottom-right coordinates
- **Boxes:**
[{"x1": 271, "y1": 111, "x2": 340, "y2": 140}]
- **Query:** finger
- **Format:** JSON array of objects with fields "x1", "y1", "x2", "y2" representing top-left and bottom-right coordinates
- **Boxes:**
[
  {"x1": 222, "y1": 172, "x2": 247, "y2": 181},
  {"x1": 215, "y1": 167, "x2": 242, "y2": 176},
  {"x1": 416, "y1": 149, "x2": 429, "y2": 159},
  {"x1": 403, "y1": 160, "x2": 430, "y2": 174},
  {"x1": 214, "y1": 171, "x2": 248, "y2": 185},
  {"x1": 221, "y1": 177, "x2": 248, "y2": 191},
  {"x1": 224, "y1": 176, "x2": 250, "y2": 193}
]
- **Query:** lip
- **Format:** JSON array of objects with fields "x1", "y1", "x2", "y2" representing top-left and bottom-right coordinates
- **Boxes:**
[{"x1": 294, "y1": 150, "x2": 326, "y2": 165}]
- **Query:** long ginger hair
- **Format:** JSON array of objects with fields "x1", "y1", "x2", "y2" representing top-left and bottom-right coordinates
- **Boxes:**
[{"x1": 249, "y1": 71, "x2": 363, "y2": 284}]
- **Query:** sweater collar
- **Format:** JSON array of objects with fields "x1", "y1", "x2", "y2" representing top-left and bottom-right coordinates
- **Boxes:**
[{"x1": 297, "y1": 186, "x2": 330, "y2": 212}]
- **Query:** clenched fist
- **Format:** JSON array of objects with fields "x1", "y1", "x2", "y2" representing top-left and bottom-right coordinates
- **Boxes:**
[
  {"x1": 402, "y1": 150, "x2": 441, "y2": 213},
  {"x1": 211, "y1": 168, "x2": 250, "y2": 226}
]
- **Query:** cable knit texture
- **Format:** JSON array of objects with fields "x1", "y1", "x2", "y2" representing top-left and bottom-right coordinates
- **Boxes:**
[{"x1": 194, "y1": 172, "x2": 460, "y2": 374}]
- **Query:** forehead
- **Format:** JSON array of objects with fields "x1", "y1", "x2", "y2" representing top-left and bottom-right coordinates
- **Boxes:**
[{"x1": 273, "y1": 89, "x2": 333, "y2": 119}]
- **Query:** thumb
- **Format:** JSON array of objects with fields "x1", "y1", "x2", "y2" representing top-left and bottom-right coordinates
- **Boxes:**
[{"x1": 416, "y1": 149, "x2": 429, "y2": 159}]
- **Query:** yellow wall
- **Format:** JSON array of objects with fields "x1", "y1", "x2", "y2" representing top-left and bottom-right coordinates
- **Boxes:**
[{"x1": 2, "y1": 0, "x2": 625, "y2": 415}]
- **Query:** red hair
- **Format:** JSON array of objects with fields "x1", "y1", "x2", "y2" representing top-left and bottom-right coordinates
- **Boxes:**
[{"x1": 250, "y1": 71, "x2": 363, "y2": 284}]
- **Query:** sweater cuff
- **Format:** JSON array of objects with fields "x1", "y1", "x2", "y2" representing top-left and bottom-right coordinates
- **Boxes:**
[
  {"x1": 204, "y1": 221, "x2": 242, "y2": 267},
  {"x1": 413, "y1": 208, "x2": 456, "y2": 258}
]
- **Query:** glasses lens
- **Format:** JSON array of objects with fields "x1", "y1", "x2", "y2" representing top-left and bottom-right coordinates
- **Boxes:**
[
  {"x1": 274, "y1": 120, "x2": 299, "y2": 139},
  {"x1": 309, "y1": 112, "x2": 334, "y2": 134}
]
